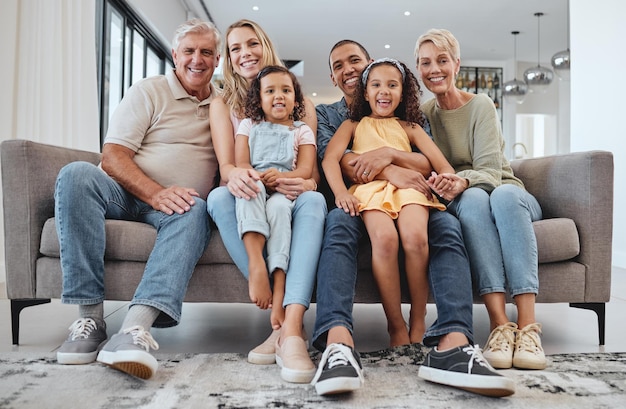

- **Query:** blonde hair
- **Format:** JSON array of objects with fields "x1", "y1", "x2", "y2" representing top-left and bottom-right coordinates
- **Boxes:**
[
  {"x1": 221, "y1": 19, "x2": 284, "y2": 116},
  {"x1": 415, "y1": 28, "x2": 460, "y2": 63}
]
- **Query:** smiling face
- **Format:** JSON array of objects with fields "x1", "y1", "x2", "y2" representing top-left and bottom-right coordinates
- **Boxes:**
[
  {"x1": 227, "y1": 26, "x2": 264, "y2": 81},
  {"x1": 329, "y1": 43, "x2": 371, "y2": 104},
  {"x1": 259, "y1": 72, "x2": 296, "y2": 125},
  {"x1": 364, "y1": 64, "x2": 403, "y2": 119},
  {"x1": 172, "y1": 32, "x2": 219, "y2": 99},
  {"x1": 417, "y1": 41, "x2": 460, "y2": 96}
]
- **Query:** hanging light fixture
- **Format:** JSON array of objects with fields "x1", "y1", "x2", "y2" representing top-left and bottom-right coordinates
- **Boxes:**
[
  {"x1": 502, "y1": 31, "x2": 527, "y2": 104},
  {"x1": 551, "y1": 1, "x2": 571, "y2": 80},
  {"x1": 524, "y1": 12, "x2": 554, "y2": 93}
]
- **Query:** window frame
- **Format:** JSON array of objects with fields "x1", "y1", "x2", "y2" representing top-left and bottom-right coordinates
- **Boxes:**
[{"x1": 95, "y1": 0, "x2": 173, "y2": 145}]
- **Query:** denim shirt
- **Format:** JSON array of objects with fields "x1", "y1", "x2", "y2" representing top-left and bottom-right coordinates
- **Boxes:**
[
  {"x1": 315, "y1": 98, "x2": 350, "y2": 162},
  {"x1": 315, "y1": 97, "x2": 432, "y2": 162}
]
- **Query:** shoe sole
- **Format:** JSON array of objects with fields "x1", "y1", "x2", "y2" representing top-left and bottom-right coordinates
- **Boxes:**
[
  {"x1": 314, "y1": 376, "x2": 362, "y2": 395},
  {"x1": 513, "y1": 357, "x2": 547, "y2": 370},
  {"x1": 247, "y1": 351, "x2": 276, "y2": 365},
  {"x1": 97, "y1": 350, "x2": 157, "y2": 379},
  {"x1": 57, "y1": 350, "x2": 98, "y2": 365},
  {"x1": 57, "y1": 339, "x2": 107, "y2": 365},
  {"x1": 418, "y1": 366, "x2": 515, "y2": 397},
  {"x1": 280, "y1": 366, "x2": 316, "y2": 383}
]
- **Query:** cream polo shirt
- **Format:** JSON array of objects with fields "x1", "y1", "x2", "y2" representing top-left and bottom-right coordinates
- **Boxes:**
[{"x1": 104, "y1": 69, "x2": 217, "y2": 199}]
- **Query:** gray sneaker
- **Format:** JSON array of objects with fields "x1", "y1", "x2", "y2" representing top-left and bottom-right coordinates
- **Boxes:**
[
  {"x1": 57, "y1": 318, "x2": 108, "y2": 365},
  {"x1": 96, "y1": 325, "x2": 159, "y2": 379}
]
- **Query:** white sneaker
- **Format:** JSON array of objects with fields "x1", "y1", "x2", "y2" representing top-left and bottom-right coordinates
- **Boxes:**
[
  {"x1": 513, "y1": 323, "x2": 547, "y2": 370},
  {"x1": 482, "y1": 322, "x2": 517, "y2": 369}
]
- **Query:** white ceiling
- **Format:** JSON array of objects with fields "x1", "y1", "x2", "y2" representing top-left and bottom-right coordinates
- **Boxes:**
[{"x1": 187, "y1": 0, "x2": 569, "y2": 104}]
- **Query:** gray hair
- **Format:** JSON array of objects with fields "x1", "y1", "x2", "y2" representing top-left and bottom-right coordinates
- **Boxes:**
[{"x1": 172, "y1": 18, "x2": 221, "y2": 52}]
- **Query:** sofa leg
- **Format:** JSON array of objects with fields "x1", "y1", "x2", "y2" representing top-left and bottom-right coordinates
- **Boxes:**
[
  {"x1": 11, "y1": 299, "x2": 51, "y2": 345},
  {"x1": 569, "y1": 302, "x2": 606, "y2": 346}
]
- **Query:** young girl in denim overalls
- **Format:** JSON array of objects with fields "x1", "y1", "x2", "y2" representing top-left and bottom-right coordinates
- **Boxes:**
[{"x1": 234, "y1": 65, "x2": 317, "y2": 321}]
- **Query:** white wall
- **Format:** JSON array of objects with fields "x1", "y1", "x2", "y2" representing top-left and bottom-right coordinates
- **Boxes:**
[
  {"x1": 570, "y1": 0, "x2": 625, "y2": 268},
  {"x1": 0, "y1": 0, "x2": 20, "y2": 286}
]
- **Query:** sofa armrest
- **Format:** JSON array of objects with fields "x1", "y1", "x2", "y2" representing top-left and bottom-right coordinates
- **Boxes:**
[
  {"x1": 1, "y1": 139, "x2": 101, "y2": 299},
  {"x1": 511, "y1": 151, "x2": 614, "y2": 301}
]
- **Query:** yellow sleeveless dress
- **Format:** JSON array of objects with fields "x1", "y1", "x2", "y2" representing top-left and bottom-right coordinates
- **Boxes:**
[{"x1": 348, "y1": 117, "x2": 446, "y2": 218}]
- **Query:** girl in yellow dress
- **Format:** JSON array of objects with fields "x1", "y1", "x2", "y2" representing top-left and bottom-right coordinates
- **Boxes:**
[{"x1": 322, "y1": 58, "x2": 455, "y2": 346}]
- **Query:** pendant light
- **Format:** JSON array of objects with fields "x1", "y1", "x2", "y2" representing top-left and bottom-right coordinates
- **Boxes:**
[
  {"x1": 524, "y1": 12, "x2": 554, "y2": 93},
  {"x1": 551, "y1": 1, "x2": 571, "y2": 80},
  {"x1": 502, "y1": 31, "x2": 527, "y2": 104}
]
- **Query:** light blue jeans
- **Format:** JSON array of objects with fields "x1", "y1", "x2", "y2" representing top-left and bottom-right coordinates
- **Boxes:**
[
  {"x1": 208, "y1": 186, "x2": 326, "y2": 308},
  {"x1": 447, "y1": 184, "x2": 542, "y2": 297},
  {"x1": 236, "y1": 181, "x2": 295, "y2": 273},
  {"x1": 55, "y1": 162, "x2": 210, "y2": 327}
]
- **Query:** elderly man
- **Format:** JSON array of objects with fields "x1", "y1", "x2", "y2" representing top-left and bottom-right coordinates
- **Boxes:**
[{"x1": 54, "y1": 19, "x2": 221, "y2": 380}]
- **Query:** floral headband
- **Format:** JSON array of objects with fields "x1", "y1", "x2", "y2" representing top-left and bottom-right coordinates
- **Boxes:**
[{"x1": 361, "y1": 58, "x2": 406, "y2": 86}]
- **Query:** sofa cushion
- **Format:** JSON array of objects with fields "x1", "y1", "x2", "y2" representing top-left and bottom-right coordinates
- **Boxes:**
[
  {"x1": 39, "y1": 217, "x2": 235, "y2": 265},
  {"x1": 533, "y1": 218, "x2": 580, "y2": 263},
  {"x1": 40, "y1": 216, "x2": 580, "y2": 266}
]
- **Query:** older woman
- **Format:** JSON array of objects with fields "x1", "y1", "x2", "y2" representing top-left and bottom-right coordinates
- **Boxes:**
[
  {"x1": 206, "y1": 19, "x2": 326, "y2": 383},
  {"x1": 415, "y1": 28, "x2": 546, "y2": 370}
]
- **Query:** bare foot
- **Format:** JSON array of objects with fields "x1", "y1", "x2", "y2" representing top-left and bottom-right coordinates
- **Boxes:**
[
  {"x1": 270, "y1": 269, "x2": 286, "y2": 329},
  {"x1": 248, "y1": 262, "x2": 272, "y2": 309},
  {"x1": 409, "y1": 308, "x2": 426, "y2": 344},
  {"x1": 388, "y1": 321, "x2": 410, "y2": 347}
]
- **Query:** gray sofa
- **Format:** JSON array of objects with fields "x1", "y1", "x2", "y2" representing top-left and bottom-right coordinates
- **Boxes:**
[{"x1": 1, "y1": 139, "x2": 614, "y2": 345}]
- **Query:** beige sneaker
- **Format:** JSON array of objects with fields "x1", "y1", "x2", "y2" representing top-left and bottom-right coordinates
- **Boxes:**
[
  {"x1": 248, "y1": 327, "x2": 309, "y2": 365},
  {"x1": 482, "y1": 322, "x2": 517, "y2": 369},
  {"x1": 248, "y1": 329, "x2": 281, "y2": 364},
  {"x1": 275, "y1": 336, "x2": 316, "y2": 383},
  {"x1": 513, "y1": 323, "x2": 547, "y2": 370}
]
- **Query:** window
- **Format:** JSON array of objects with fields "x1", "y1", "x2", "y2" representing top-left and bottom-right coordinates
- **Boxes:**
[{"x1": 96, "y1": 0, "x2": 172, "y2": 144}]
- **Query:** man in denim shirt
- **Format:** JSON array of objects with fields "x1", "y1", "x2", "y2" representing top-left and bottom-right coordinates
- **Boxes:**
[{"x1": 310, "y1": 40, "x2": 515, "y2": 398}]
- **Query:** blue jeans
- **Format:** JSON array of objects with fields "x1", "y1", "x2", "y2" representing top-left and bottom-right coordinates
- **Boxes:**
[
  {"x1": 207, "y1": 186, "x2": 326, "y2": 307},
  {"x1": 312, "y1": 207, "x2": 474, "y2": 350},
  {"x1": 447, "y1": 184, "x2": 542, "y2": 297},
  {"x1": 55, "y1": 162, "x2": 210, "y2": 327},
  {"x1": 235, "y1": 181, "x2": 295, "y2": 273}
]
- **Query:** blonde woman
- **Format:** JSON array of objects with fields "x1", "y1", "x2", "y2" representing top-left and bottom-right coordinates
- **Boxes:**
[
  {"x1": 416, "y1": 28, "x2": 546, "y2": 371},
  {"x1": 206, "y1": 19, "x2": 326, "y2": 383}
]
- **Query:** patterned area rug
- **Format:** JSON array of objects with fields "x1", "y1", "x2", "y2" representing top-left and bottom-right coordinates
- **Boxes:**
[{"x1": 2, "y1": 345, "x2": 626, "y2": 409}]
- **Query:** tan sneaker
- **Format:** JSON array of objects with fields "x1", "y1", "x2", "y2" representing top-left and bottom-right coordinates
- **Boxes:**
[
  {"x1": 248, "y1": 327, "x2": 308, "y2": 365},
  {"x1": 275, "y1": 336, "x2": 316, "y2": 383},
  {"x1": 482, "y1": 322, "x2": 517, "y2": 369},
  {"x1": 248, "y1": 329, "x2": 281, "y2": 364},
  {"x1": 513, "y1": 323, "x2": 547, "y2": 370}
]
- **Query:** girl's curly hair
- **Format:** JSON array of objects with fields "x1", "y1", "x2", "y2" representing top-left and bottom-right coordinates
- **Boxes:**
[
  {"x1": 244, "y1": 65, "x2": 306, "y2": 122},
  {"x1": 349, "y1": 59, "x2": 426, "y2": 128}
]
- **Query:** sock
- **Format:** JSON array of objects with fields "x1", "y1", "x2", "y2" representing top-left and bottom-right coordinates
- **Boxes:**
[
  {"x1": 120, "y1": 305, "x2": 161, "y2": 333},
  {"x1": 79, "y1": 303, "x2": 104, "y2": 324}
]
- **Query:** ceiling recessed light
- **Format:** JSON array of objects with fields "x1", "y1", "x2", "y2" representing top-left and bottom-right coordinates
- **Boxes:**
[
  {"x1": 404, "y1": 11, "x2": 411, "y2": 16},
  {"x1": 252, "y1": 6, "x2": 259, "y2": 11},
  {"x1": 384, "y1": 44, "x2": 391, "y2": 49},
  {"x1": 312, "y1": 92, "x2": 317, "y2": 97}
]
